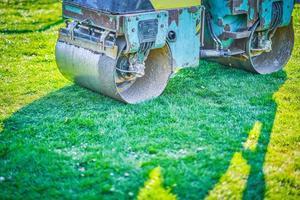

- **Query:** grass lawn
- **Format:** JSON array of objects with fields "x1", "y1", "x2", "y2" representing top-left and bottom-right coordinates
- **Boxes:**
[{"x1": 0, "y1": 1, "x2": 299, "y2": 199}]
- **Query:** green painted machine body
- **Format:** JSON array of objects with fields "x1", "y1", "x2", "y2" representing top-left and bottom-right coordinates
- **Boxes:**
[
  {"x1": 124, "y1": 6, "x2": 202, "y2": 69},
  {"x1": 203, "y1": 0, "x2": 294, "y2": 49},
  {"x1": 56, "y1": 0, "x2": 297, "y2": 103}
]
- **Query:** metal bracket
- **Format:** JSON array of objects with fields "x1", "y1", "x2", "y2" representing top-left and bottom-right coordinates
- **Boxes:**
[
  {"x1": 123, "y1": 11, "x2": 168, "y2": 53},
  {"x1": 200, "y1": 6, "x2": 206, "y2": 47},
  {"x1": 223, "y1": 30, "x2": 251, "y2": 39},
  {"x1": 60, "y1": 20, "x2": 118, "y2": 59},
  {"x1": 69, "y1": 21, "x2": 78, "y2": 40},
  {"x1": 99, "y1": 30, "x2": 110, "y2": 51}
]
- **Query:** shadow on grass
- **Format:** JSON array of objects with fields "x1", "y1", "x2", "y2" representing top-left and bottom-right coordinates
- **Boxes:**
[
  {"x1": 0, "y1": 19, "x2": 64, "y2": 34},
  {"x1": 0, "y1": 62, "x2": 286, "y2": 199}
]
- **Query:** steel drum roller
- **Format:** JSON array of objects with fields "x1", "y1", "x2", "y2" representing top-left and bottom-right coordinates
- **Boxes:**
[
  {"x1": 213, "y1": 22, "x2": 294, "y2": 74},
  {"x1": 55, "y1": 41, "x2": 172, "y2": 104}
]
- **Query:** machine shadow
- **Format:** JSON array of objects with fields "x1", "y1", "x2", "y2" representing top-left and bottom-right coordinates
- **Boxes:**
[{"x1": 1, "y1": 61, "x2": 286, "y2": 199}]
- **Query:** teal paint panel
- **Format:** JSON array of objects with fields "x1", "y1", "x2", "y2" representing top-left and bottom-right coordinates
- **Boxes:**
[
  {"x1": 64, "y1": 4, "x2": 83, "y2": 15},
  {"x1": 167, "y1": 8, "x2": 201, "y2": 69},
  {"x1": 282, "y1": 0, "x2": 294, "y2": 26},
  {"x1": 203, "y1": 0, "x2": 248, "y2": 49},
  {"x1": 203, "y1": 0, "x2": 295, "y2": 49},
  {"x1": 260, "y1": 0, "x2": 294, "y2": 30},
  {"x1": 232, "y1": 0, "x2": 249, "y2": 14}
]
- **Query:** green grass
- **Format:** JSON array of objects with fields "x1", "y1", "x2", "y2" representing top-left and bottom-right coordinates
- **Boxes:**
[
  {"x1": 0, "y1": 1, "x2": 299, "y2": 199},
  {"x1": 0, "y1": 0, "x2": 62, "y2": 33}
]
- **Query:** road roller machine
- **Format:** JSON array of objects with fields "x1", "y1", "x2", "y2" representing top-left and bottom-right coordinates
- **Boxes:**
[{"x1": 56, "y1": 0, "x2": 297, "y2": 103}]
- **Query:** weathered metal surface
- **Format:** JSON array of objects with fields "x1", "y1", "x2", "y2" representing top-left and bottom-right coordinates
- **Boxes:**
[
  {"x1": 58, "y1": 25, "x2": 118, "y2": 59},
  {"x1": 202, "y1": 0, "x2": 294, "y2": 49},
  {"x1": 223, "y1": 30, "x2": 251, "y2": 40},
  {"x1": 167, "y1": 7, "x2": 201, "y2": 70},
  {"x1": 63, "y1": 3, "x2": 120, "y2": 31},
  {"x1": 123, "y1": 11, "x2": 169, "y2": 53},
  {"x1": 56, "y1": 41, "x2": 172, "y2": 103},
  {"x1": 63, "y1": 0, "x2": 201, "y2": 14},
  {"x1": 211, "y1": 22, "x2": 294, "y2": 74},
  {"x1": 63, "y1": 0, "x2": 154, "y2": 14},
  {"x1": 259, "y1": 0, "x2": 294, "y2": 30}
]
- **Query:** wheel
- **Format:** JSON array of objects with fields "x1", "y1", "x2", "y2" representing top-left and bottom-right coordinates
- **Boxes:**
[
  {"x1": 55, "y1": 40, "x2": 172, "y2": 104},
  {"x1": 114, "y1": 46, "x2": 172, "y2": 103},
  {"x1": 245, "y1": 21, "x2": 294, "y2": 74},
  {"x1": 210, "y1": 21, "x2": 294, "y2": 74}
]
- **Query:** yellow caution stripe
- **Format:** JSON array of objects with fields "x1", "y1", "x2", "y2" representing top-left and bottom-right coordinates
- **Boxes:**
[{"x1": 150, "y1": 0, "x2": 200, "y2": 10}]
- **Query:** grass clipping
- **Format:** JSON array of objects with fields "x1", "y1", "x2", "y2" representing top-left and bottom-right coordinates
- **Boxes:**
[{"x1": 137, "y1": 167, "x2": 176, "y2": 200}]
